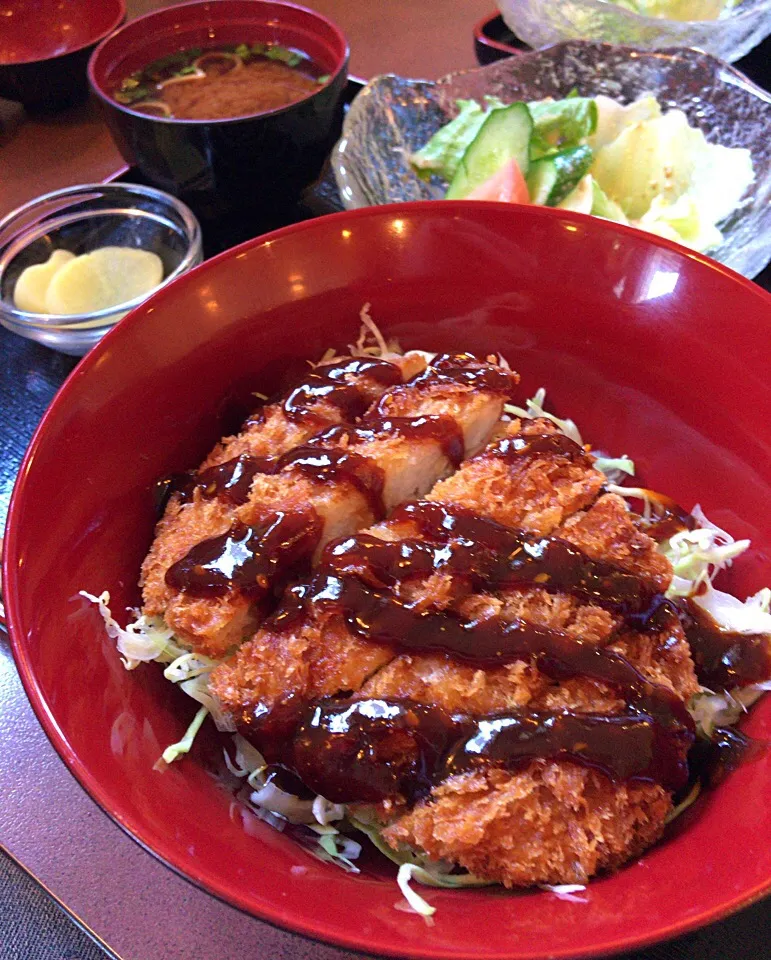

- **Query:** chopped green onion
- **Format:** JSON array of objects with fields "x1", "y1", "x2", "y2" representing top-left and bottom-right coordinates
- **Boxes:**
[{"x1": 265, "y1": 45, "x2": 303, "y2": 66}]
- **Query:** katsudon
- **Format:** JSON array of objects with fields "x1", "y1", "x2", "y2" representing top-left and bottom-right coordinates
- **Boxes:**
[{"x1": 87, "y1": 326, "x2": 771, "y2": 908}]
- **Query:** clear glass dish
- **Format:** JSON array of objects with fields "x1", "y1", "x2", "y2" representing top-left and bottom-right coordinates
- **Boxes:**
[
  {"x1": 332, "y1": 41, "x2": 771, "y2": 279},
  {"x1": 0, "y1": 183, "x2": 203, "y2": 355},
  {"x1": 496, "y1": 0, "x2": 771, "y2": 63}
]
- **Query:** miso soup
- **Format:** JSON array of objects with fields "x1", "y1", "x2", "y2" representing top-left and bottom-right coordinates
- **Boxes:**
[{"x1": 115, "y1": 42, "x2": 328, "y2": 121}]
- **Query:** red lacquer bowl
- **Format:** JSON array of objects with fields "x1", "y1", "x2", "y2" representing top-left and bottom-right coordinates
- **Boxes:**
[
  {"x1": 0, "y1": 0, "x2": 125, "y2": 110},
  {"x1": 4, "y1": 203, "x2": 771, "y2": 960}
]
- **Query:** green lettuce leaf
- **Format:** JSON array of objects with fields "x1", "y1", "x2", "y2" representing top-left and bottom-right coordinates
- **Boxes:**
[
  {"x1": 529, "y1": 97, "x2": 598, "y2": 159},
  {"x1": 608, "y1": 0, "x2": 730, "y2": 20}
]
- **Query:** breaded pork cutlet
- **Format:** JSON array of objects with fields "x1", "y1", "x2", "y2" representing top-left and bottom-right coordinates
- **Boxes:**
[
  {"x1": 210, "y1": 417, "x2": 698, "y2": 887},
  {"x1": 142, "y1": 353, "x2": 519, "y2": 657},
  {"x1": 141, "y1": 351, "x2": 428, "y2": 639},
  {"x1": 210, "y1": 419, "x2": 609, "y2": 719}
]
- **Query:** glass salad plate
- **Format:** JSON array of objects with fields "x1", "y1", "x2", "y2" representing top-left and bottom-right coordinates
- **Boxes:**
[
  {"x1": 496, "y1": 0, "x2": 771, "y2": 64},
  {"x1": 332, "y1": 41, "x2": 771, "y2": 279}
]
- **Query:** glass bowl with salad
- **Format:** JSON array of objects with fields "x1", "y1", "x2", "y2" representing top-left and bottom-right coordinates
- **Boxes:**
[
  {"x1": 331, "y1": 41, "x2": 771, "y2": 279},
  {"x1": 496, "y1": 0, "x2": 771, "y2": 63}
]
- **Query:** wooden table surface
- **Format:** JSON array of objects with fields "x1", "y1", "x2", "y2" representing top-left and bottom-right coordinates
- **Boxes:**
[{"x1": 0, "y1": 0, "x2": 492, "y2": 217}]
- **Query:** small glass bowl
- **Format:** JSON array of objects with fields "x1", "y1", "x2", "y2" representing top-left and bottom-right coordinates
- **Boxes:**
[
  {"x1": 331, "y1": 42, "x2": 771, "y2": 279},
  {"x1": 496, "y1": 0, "x2": 771, "y2": 63},
  {"x1": 0, "y1": 183, "x2": 203, "y2": 355}
]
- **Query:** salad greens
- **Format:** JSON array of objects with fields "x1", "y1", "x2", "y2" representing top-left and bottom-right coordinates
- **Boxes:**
[
  {"x1": 608, "y1": 0, "x2": 737, "y2": 20},
  {"x1": 410, "y1": 92, "x2": 753, "y2": 253}
]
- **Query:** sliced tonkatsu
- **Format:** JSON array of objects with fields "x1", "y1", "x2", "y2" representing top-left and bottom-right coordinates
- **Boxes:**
[
  {"x1": 141, "y1": 352, "x2": 519, "y2": 657},
  {"x1": 209, "y1": 417, "x2": 699, "y2": 887},
  {"x1": 141, "y1": 352, "x2": 427, "y2": 625}
]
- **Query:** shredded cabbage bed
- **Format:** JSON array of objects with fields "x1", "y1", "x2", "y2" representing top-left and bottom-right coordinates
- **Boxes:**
[{"x1": 81, "y1": 378, "x2": 770, "y2": 918}]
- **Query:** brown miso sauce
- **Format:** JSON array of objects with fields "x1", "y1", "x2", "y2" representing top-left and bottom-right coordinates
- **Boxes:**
[
  {"x1": 277, "y1": 500, "x2": 681, "y2": 714},
  {"x1": 632, "y1": 491, "x2": 697, "y2": 542},
  {"x1": 179, "y1": 454, "x2": 275, "y2": 506},
  {"x1": 165, "y1": 512, "x2": 322, "y2": 599},
  {"x1": 375, "y1": 353, "x2": 519, "y2": 414},
  {"x1": 283, "y1": 357, "x2": 402, "y2": 423},
  {"x1": 698, "y1": 726, "x2": 768, "y2": 788},
  {"x1": 682, "y1": 599, "x2": 771, "y2": 688},
  {"x1": 293, "y1": 699, "x2": 460, "y2": 803},
  {"x1": 178, "y1": 417, "x2": 462, "y2": 512},
  {"x1": 182, "y1": 447, "x2": 386, "y2": 517},
  {"x1": 310, "y1": 415, "x2": 465, "y2": 469},
  {"x1": 284, "y1": 572, "x2": 688, "y2": 716},
  {"x1": 485, "y1": 432, "x2": 592, "y2": 467},
  {"x1": 334, "y1": 500, "x2": 657, "y2": 613},
  {"x1": 263, "y1": 763, "x2": 316, "y2": 800},
  {"x1": 290, "y1": 697, "x2": 691, "y2": 804},
  {"x1": 276, "y1": 446, "x2": 387, "y2": 519}
]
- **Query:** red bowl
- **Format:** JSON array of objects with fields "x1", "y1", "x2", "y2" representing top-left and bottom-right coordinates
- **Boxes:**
[
  {"x1": 473, "y1": 11, "x2": 529, "y2": 65},
  {"x1": 0, "y1": 0, "x2": 125, "y2": 110},
  {"x1": 88, "y1": 0, "x2": 349, "y2": 220},
  {"x1": 4, "y1": 202, "x2": 771, "y2": 960}
]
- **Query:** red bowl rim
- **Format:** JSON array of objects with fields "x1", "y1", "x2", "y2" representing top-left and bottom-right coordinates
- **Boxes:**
[
  {"x1": 87, "y1": 0, "x2": 350, "y2": 127},
  {"x1": 1, "y1": 0, "x2": 126, "y2": 67},
  {"x1": 473, "y1": 11, "x2": 523, "y2": 56},
  {"x1": 3, "y1": 201, "x2": 771, "y2": 960}
]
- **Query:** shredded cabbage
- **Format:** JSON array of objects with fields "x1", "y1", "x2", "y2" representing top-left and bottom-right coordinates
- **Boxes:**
[
  {"x1": 350, "y1": 815, "x2": 490, "y2": 890},
  {"x1": 689, "y1": 584, "x2": 771, "y2": 634},
  {"x1": 316, "y1": 832, "x2": 362, "y2": 872},
  {"x1": 505, "y1": 388, "x2": 583, "y2": 445},
  {"x1": 605, "y1": 484, "x2": 662, "y2": 520},
  {"x1": 250, "y1": 782, "x2": 317, "y2": 824},
  {"x1": 397, "y1": 864, "x2": 437, "y2": 918},
  {"x1": 664, "y1": 781, "x2": 702, "y2": 824},
  {"x1": 312, "y1": 795, "x2": 346, "y2": 826},
  {"x1": 659, "y1": 506, "x2": 750, "y2": 598},
  {"x1": 80, "y1": 590, "x2": 184, "y2": 669},
  {"x1": 158, "y1": 706, "x2": 209, "y2": 766},
  {"x1": 592, "y1": 454, "x2": 636, "y2": 480},
  {"x1": 539, "y1": 883, "x2": 588, "y2": 902},
  {"x1": 690, "y1": 681, "x2": 771, "y2": 738},
  {"x1": 686, "y1": 587, "x2": 770, "y2": 734},
  {"x1": 505, "y1": 389, "x2": 636, "y2": 480}
]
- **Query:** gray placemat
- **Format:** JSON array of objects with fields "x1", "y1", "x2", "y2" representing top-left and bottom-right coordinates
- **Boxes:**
[{"x1": 0, "y1": 848, "x2": 115, "y2": 960}]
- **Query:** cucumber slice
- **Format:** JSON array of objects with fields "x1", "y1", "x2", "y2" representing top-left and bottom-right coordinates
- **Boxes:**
[
  {"x1": 446, "y1": 103, "x2": 532, "y2": 200},
  {"x1": 525, "y1": 145, "x2": 593, "y2": 207},
  {"x1": 526, "y1": 161, "x2": 558, "y2": 206},
  {"x1": 557, "y1": 175, "x2": 594, "y2": 214}
]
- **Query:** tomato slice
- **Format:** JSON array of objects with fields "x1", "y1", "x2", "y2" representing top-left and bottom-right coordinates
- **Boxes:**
[{"x1": 465, "y1": 158, "x2": 530, "y2": 205}]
